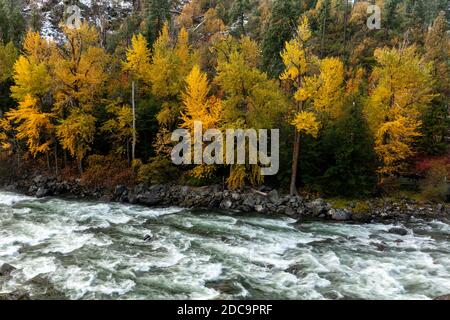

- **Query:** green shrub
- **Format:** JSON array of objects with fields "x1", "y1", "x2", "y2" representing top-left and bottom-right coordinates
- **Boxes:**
[
  {"x1": 353, "y1": 201, "x2": 370, "y2": 214},
  {"x1": 138, "y1": 156, "x2": 179, "y2": 185}
]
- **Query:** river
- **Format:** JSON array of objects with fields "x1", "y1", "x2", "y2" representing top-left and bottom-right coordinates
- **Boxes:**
[{"x1": 0, "y1": 190, "x2": 450, "y2": 300}]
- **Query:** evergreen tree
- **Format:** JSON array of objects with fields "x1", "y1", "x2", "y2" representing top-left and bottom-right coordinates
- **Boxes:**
[
  {"x1": 0, "y1": 0, "x2": 26, "y2": 45},
  {"x1": 144, "y1": 0, "x2": 172, "y2": 46},
  {"x1": 261, "y1": 0, "x2": 301, "y2": 77}
]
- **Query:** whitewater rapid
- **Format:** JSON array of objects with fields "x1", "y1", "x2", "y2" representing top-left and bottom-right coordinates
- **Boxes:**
[{"x1": 0, "y1": 190, "x2": 450, "y2": 300}]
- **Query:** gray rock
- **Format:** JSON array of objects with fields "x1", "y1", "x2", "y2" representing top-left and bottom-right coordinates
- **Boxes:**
[
  {"x1": 137, "y1": 191, "x2": 163, "y2": 206},
  {"x1": 220, "y1": 199, "x2": 233, "y2": 210},
  {"x1": 284, "y1": 207, "x2": 296, "y2": 217},
  {"x1": 388, "y1": 227, "x2": 408, "y2": 236},
  {"x1": 231, "y1": 193, "x2": 241, "y2": 201},
  {"x1": 128, "y1": 192, "x2": 138, "y2": 205},
  {"x1": 242, "y1": 196, "x2": 256, "y2": 208},
  {"x1": 332, "y1": 209, "x2": 352, "y2": 221},
  {"x1": 255, "y1": 204, "x2": 265, "y2": 213},
  {"x1": 33, "y1": 175, "x2": 47, "y2": 185},
  {"x1": 0, "y1": 263, "x2": 16, "y2": 276},
  {"x1": 434, "y1": 295, "x2": 450, "y2": 300},
  {"x1": 36, "y1": 187, "x2": 51, "y2": 198},
  {"x1": 267, "y1": 190, "x2": 280, "y2": 204},
  {"x1": 114, "y1": 185, "x2": 127, "y2": 199},
  {"x1": 285, "y1": 264, "x2": 303, "y2": 276},
  {"x1": 308, "y1": 198, "x2": 329, "y2": 217},
  {"x1": 0, "y1": 290, "x2": 31, "y2": 300}
]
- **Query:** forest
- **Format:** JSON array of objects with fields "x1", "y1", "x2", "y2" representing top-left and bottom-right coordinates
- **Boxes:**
[{"x1": 0, "y1": 0, "x2": 449, "y2": 200}]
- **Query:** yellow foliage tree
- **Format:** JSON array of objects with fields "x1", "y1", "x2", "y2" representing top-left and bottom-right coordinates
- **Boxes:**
[
  {"x1": 6, "y1": 95, "x2": 54, "y2": 157},
  {"x1": 101, "y1": 100, "x2": 134, "y2": 160},
  {"x1": 122, "y1": 33, "x2": 151, "y2": 161},
  {"x1": 51, "y1": 22, "x2": 109, "y2": 171},
  {"x1": 149, "y1": 24, "x2": 198, "y2": 157},
  {"x1": 52, "y1": 23, "x2": 109, "y2": 114},
  {"x1": 123, "y1": 34, "x2": 151, "y2": 83},
  {"x1": 280, "y1": 16, "x2": 319, "y2": 195},
  {"x1": 181, "y1": 65, "x2": 222, "y2": 131},
  {"x1": 215, "y1": 36, "x2": 287, "y2": 190},
  {"x1": 366, "y1": 45, "x2": 435, "y2": 176},
  {"x1": 149, "y1": 24, "x2": 196, "y2": 101},
  {"x1": 10, "y1": 31, "x2": 53, "y2": 101},
  {"x1": 56, "y1": 110, "x2": 96, "y2": 172},
  {"x1": 6, "y1": 31, "x2": 57, "y2": 171},
  {"x1": 181, "y1": 65, "x2": 223, "y2": 179}
]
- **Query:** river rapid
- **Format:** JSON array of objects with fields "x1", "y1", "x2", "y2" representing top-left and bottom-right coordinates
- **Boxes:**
[{"x1": 1, "y1": 190, "x2": 450, "y2": 300}]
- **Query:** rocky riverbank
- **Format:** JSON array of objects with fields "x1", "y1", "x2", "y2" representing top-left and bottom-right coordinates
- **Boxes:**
[{"x1": 1, "y1": 174, "x2": 449, "y2": 224}]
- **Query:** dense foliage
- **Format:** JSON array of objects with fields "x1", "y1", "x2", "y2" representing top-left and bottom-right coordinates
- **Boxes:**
[{"x1": 0, "y1": 0, "x2": 449, "y2": 198}]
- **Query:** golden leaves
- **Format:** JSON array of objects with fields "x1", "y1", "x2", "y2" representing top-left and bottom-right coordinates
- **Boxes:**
[
  {"x1": 181, "y1": 65, "x2": 221, "y2": 131},
  {"x1": 6, "y1": 94, "x2": 54, "y2": 156},
  {"x1": 291, "y1": 111, "x2": 320, "y2": 137},
  {"x1": 366, "y1": 46, "x2": 435, "y2": 175}
]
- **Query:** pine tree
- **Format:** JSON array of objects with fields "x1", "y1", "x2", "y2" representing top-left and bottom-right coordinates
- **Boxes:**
[
  {"x1": 144, "y1": 0, "x2": 172, "y2": 46},
  {"x1": 261, "y1": 0, "x2": 301, "y2": 77},
  {"x1": 420, "y1": 11, "x2": 450, "y2": 155}
]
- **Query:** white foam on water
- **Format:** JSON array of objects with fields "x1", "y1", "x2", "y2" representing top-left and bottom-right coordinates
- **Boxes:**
[
  {"x1": 1, "y1": 190, "x2": 450, "y2": 300},
  {"x1": 0, "y1": 192, "x2": 33, "y2": 206}
]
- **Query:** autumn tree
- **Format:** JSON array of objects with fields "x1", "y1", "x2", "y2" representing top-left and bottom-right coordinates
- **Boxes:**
[
  {"x1": 51, "y1": 22, "x2": 110, "y2": 172},
  {"x1": 280, "y1": 16, "x2": 318, "y2": 196},
  {"x1": 180, "y1": 65, "x2": 223, "y2": 179},
  {"x1": 365, "y1": 45, "x2": 435, "y2": 176},
  {"x1": 101, "y1": 99, "x2": 134, "y2": 161},
  {"x1": 6, "y1": 95, "x2": 54, "y2": 159},
  {"x1": 215, "y1": 36, "x2": 287, "y2": 189},
  {"x1": 122, "y1": 33, "x2": 151, "y2": 161},
  {"x1": 6, "y1": 31, "x2": 56, "y2": 170},
  {"x1": 149, "y1": 24, "x2": 198, "y2": 155}
]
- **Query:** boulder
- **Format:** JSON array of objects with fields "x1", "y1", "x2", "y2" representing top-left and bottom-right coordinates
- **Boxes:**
[
  {"x1": 0, "y1": 290, "x2": 31, "y2": 300},
  {"x1": 267, "y1": 190, "x2": 280, "y2": 204},
  {"x1": 220, "y1": 199, "x2": 233, "y2": 210},
  {"x1": 255, "y1": 204, "x2": 266, "y2": 213},
  {"x1": 284, "y1": 207, "x2": 296, "y2": 217},
  {"x1": 0, "y1": 263, "x2": 16, "y2": 276},
  {"x1": 352, "y1": 212, "x2": 372, "y2": 223},
  {"x1": 137, "y1": 191, "x2": 163, "y2": 206},
  {"x1": 36, "y1": 187, "x2": 51, "y2": 198},
  {"x1": 114, "y1": 185, "x2": 127, "y2": 200},
  {"x1": 33, "y1": 175, "x2": 47, "y2": 185},
  {"x1": 331, "y1": 209, "x2": 352, "y2": 221},
  {"x1": 307, "y1": 198, "x2": 329, "y2": 217},
  {"x1": 388, "y1": 227, "x2": 408, "y2": 236},
  {"x1": 434, "y1": 295, "x2": 450, "y2": 300}
]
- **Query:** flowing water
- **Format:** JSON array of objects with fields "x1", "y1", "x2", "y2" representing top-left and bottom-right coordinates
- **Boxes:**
[{"x1": 1, "y1": 190, "x2": 450, "y2": 300}]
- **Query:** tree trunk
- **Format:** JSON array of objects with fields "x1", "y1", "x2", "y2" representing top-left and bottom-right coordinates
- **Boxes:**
[
  {"x1": 78, "y1": 158, "x2": 83, "y2": 174},
  {"x1": 290, "y1": 130, "x2": 301, "y2": 196},
  {"x1": 321, "y1": 6, "x2": 327, "y2": 58},
  {"x1": 343, "y1": 0, "x2": 349, "y2": 55},
  {"x1": 132, "y1": 80, "x2": 137, "y2": 162},
  {"x1": 54, "y1": 143, "x2": 59, "y2": 176},
  {"x1": 46, "y1": 151, "x2": 50, "y2": 172}
]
